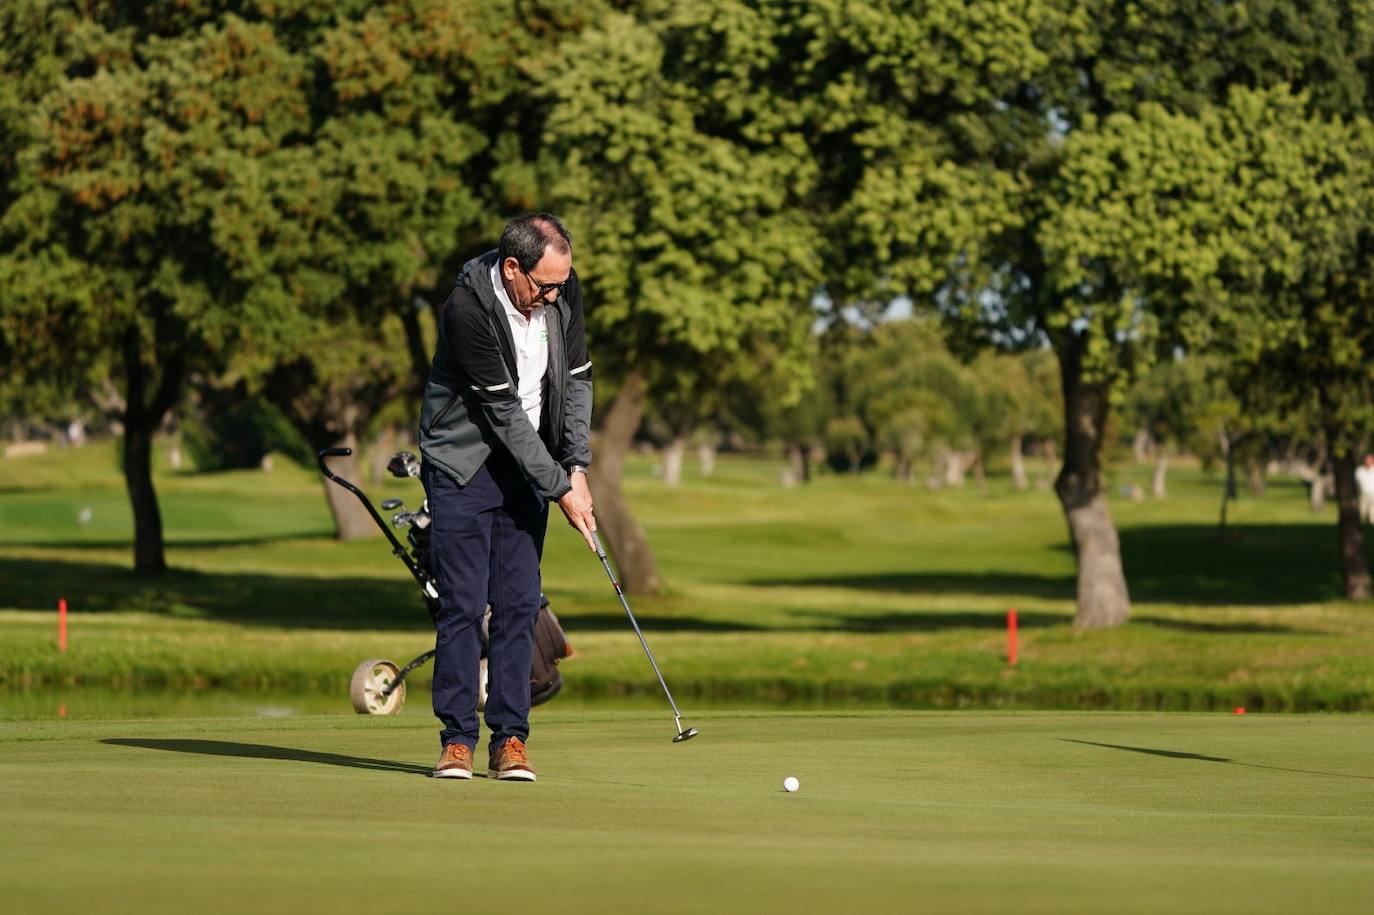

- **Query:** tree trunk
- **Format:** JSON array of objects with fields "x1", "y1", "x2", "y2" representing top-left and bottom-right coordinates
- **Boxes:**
[
  {"x1": 1037, "y1": 439, "x2": 1056, "y2": 489},
  {"x1": 789, "y1": 444, "x2": 808, "y2": 484},
  {"x1": 1312, "y1": 475, "x2": 1330, "y2": 514},
  {"x1": 399, "y1": 296, "x2": 432, "y2": 398},
  {"x1": 1132, "y1": 428, "x2": 1151, "y2": 463},
  {"x1": 120, "y1": 326, "x2": 184, "y2": 576},
  {"x1": 1332, "y1": 449, "x2": 1372, "y2": 600},
  {"x1": 1152, "y1": 452, "x2": 1168, "y2": 498},
  {"x1": 1053, "y1": 340, "x2": 1131, "y2": 628},
  {"x1": 123, "y1": 414, "x2": 166, "y2": 575},
  {"x1": 942, "y1": 449, "x2": 973, "y2": 487},
  {"x1": 972, "y1": 453, "x2": 987, "y2": 491},
  {"x1": 1246, "y1": 458, "x2": 1265, "y2": 496},
  {"x1": 1285, "y1": 446, "x2": 1328, "y2": 513},
  {"x1": 1011, "y1": 436, "x2": 1028, "y2": 490},
  {"x1": 369, "y1": 424, "x2": 397, "y2": 485},
  {"x1": 320, "y1": 431, "x2": 378, "y2": 540},
  {"x1": 697, "y1": 442, "x2": 716, "y2": 477},
  {"x1": 588, "y1": 369, "x2": 661, "y2": 593},
  {"x1": 662, "y1": 435, "x2": 687, "y2": 487}
]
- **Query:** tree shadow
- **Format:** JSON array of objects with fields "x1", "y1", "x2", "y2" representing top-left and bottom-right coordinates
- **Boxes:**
[
  {"x1": 1060, "y1": 730, "x2": 1374, "y2": 780},
  {"x1": 101, "y1": 738, "x2": 432, "y2": 776},
  {"x1": 1128, "y1": 616, "x2": 1314, "y2": 635},
  {"x1": 0, "y1": 556, "x2": 434, "y2": 630},
  {"x1": 749, "y1": 522, "x2": 1370, "y2": 609},
  {"x1": 0, "y1": 556, "x2": 767, "y2": 634},
  {"x1": 1, "y1": 532, "x2": 327, "y2": 550},
  {"x1": 1119, "y1": 523, "x2": 1362, "y2": 605},
  {"x1": 748, "y1": 571, "x2": 1075, "y2": 600},
  {"x1": 786, "y1": 608, "x2": 1069, "y2": 632},
  {"x1": 565, "y1": 613, "x2": 767, "y2": 633}
]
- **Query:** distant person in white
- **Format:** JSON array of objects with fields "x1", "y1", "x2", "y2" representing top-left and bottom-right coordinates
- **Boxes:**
[{"x1": 1356, "y1": 454, "x2": 1374, "y2": 524}]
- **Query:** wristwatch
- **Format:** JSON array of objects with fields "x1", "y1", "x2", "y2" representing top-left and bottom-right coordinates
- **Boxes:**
[{"x1": 568, "y1": 464, "x2": 587, "y2": 475}]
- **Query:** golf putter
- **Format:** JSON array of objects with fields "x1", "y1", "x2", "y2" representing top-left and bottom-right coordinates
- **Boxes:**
[{"x1": 591, "y1": 532, "x2": 698, "y2": 743}]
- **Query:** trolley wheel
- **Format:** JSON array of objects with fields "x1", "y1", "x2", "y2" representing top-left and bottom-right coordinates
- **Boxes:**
[{"x1": 350, "y1": 658, "x2": 406, "y2": 715}]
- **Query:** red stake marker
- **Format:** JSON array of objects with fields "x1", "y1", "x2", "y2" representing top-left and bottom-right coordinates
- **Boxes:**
[
  {"x1": 58, "y1": 598, "x2": 67, "y2": 653},
  {"x1": 1007, "y1": 607, "x2": 1018, "y2": 666}
]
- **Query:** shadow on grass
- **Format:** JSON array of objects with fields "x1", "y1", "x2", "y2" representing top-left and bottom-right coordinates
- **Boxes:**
[
  {"x1": 782, "y1": 609, "x2": 1313, "y2": 634},
  {"x1": 1119, "y1": 523, "x2": 1360, "y2": 605},
  {"x1": 0, "y1": 556, "x2": 433, "y2": 630},
  {"x1": 788, "y1": 609, "x2": 1069, "y2": 632},
  {"x1": 1060, "y1": 739, "x2": 1374, "y2": 782},
  {"x1": 752, "y1": 522, "x2": 1370, "y2": 607},
  {"x1": 0, "y1": 556, "x2": 766, "y2": 633},
  {"x1": 6, "y1": 520, "x2": 1365, "y2": 633},
  {"x1": 750, "y1": 571, "x2": 1075, "y2": 600},
  {"x1": 1129, "y1": 616, "x2": 1314, "y2": 635},
  {"x1": 101, "y1": 738, "x2": 431, "y2": 776},
  {"x1": 566, "y1": 613, "x2": 767, "y2": 633},
  {"x1": 0, "y1": 532, "x2": 326, "y2": 550}
]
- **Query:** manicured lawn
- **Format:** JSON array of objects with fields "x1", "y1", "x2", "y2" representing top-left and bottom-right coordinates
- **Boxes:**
[
  {"x1": 2, "y1": 442, "x2": 1373, "y2": 709},
  {"x1": 1, "y1": 711, "x2": 1371, "y2": 914}
]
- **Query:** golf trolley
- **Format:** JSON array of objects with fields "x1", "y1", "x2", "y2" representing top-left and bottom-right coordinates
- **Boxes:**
[{"x1": 317, "y1": 447, "x2": 571, "y2": 716}]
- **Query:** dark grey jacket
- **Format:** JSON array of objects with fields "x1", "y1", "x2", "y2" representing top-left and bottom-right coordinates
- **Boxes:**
[{"x1": 419, "y1": 251, "x2": 593, "y2": 501}]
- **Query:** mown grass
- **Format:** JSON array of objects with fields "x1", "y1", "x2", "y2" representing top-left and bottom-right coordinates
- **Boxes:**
[
  {"x1": 3, "y1": 711, "x2": 1373, "y2": 914},
  {"x1": 1, "y1": 440, "x2": 1372, "y2": 710}
]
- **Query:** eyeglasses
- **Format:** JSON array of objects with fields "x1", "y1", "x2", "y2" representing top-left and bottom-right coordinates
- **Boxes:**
[{"x1": 523, "y1": 267, "x2": 568, "y2": 299}]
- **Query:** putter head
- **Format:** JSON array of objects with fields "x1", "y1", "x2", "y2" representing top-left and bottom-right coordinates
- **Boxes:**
[{"x1": 673, "y1": 727, "x2": 699, "y2": 743}]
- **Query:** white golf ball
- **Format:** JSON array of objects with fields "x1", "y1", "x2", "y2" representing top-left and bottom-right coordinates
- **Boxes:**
[{"x1": 782, "y1": 776, "x2": 799, "y2": 793}]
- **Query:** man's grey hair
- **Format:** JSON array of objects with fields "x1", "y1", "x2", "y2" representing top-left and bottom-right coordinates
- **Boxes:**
[{"x1": 499, "y1": 213, "x2": 573, "y2": 273}]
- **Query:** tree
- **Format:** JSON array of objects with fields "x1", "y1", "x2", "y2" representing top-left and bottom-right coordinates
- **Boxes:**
[
  {"x1": 1045, "y1": 86, "x2": 1374, "y2": 598},
  {"x1": 546, "y1": 9, "x2": 821, "y2": 591},
  {"x1": 783, "y1": 0, "x2": 1374, "y2": 627},
  {"x1": 248, "y1": 1, "x2": 488, "y2": 537},
  {"x1": 0, "y1": 12, "x2": 312, "y2": 573}
]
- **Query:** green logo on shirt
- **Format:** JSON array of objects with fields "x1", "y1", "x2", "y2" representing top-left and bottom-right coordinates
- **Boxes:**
[{"x1": 540, "y1": 329, "x2": 549, "y2": 342}]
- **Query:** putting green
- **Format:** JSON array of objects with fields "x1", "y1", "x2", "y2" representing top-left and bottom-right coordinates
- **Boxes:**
[{"x1": 2, "y1": 711, "x2": 1372, "y2": 914}]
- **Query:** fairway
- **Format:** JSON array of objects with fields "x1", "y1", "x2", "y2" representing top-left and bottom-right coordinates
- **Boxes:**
[{"x1": 2, "y1": 711, "x2": 1371, "y2": 914}]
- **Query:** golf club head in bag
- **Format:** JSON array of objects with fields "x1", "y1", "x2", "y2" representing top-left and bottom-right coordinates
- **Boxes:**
[{"x1": 386, "y1": 450, "x2": 421, "y2": 478}]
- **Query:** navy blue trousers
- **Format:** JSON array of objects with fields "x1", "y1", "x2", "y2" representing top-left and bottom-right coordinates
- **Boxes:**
[{"x1": 423, "y1": 454, "x2": 548, "y2": 753}]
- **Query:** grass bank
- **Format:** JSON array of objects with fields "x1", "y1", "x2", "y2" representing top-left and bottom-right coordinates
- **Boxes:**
[{"x1": 1, "y1": 441, "x2": 1372, "y2": 710}]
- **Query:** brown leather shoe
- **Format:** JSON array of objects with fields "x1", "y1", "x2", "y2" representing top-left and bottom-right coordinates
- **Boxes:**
[
  {"x1": 488, "y1": 737, "x2": 536, "y2": 781},
  {"x1": 434, "y1": 743, "x2": 473, "y2": 779}
]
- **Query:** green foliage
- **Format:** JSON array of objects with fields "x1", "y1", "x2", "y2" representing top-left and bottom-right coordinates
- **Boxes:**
[
  {"x1": 182, "y1": 394, "x2": 311, "y2": 472},
  {"x1": 1124, "y1": 356, "x2": 1237, "y2": 467},
  {"x1": 547, "y1": 7, "x2": 821, "y2": 396},
  {"x1": 0, "y1": 11, "x2": 316, "y2": 393},
  {"x1": 833, "y1": 319, "x2": 1061, "y2": 477},
  {"x1": 1047, "y1": 86, "x2": 1374, "y2": 448}
]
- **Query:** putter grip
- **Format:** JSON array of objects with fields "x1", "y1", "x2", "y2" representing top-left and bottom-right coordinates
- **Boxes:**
[{"x1": 320, "y1": 447, "x2": 352, "y2": 458}]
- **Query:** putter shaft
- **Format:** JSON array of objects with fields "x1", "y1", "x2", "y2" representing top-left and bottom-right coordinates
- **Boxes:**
[{"x1": 592, "y1": 534, "x2": 691, "y2": 735}]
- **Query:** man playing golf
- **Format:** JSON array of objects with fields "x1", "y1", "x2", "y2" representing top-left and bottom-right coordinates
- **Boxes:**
[{"x1": 419, "y1": 213, "x2": 596, "y2": 781}]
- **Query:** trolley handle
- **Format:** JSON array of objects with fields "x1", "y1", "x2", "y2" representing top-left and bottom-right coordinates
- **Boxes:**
[{"x1": 317, "y1": 448, "x2": 438, "y2": 599}]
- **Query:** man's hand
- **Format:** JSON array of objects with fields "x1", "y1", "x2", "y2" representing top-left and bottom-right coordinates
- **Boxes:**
[{"x1": 558, "y1": 470, "x2": 597, "y2": 550}]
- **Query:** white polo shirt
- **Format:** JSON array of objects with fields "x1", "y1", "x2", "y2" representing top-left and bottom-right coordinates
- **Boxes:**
[{"x1": 491, "y1": 261, "x2": 549, "y2": 430}]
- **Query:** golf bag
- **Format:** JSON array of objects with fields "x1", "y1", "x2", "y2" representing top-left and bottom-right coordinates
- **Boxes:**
[{"x1": 319, "y1": 447, "x2": 572, "y2": 714}]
